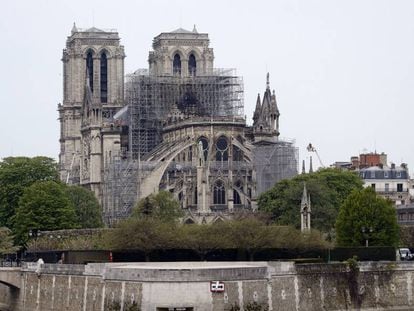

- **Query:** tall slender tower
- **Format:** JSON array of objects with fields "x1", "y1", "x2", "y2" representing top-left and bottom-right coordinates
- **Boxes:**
[
  {"x1": 300, "y1": 182, "x2": 311, "y2": 232},
  {"x1": 58, "y1": 24, "x2": 125, "y2": 199}
]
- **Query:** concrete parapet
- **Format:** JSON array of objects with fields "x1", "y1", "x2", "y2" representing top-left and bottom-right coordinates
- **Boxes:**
[{"x1": 3, "y1": 261, "x2": 414, "y2": 310}]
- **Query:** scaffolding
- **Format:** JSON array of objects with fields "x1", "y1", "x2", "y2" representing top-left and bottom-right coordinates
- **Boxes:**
[
  {"x1": 102, "y1": 153, "x2": 140, "y2": 225},
  {"x1": 126, "y1": 69, "x2": 244, "y2": 158},
  {"x1": 102, "y1": 69, "x2": 244, "y2": 224},
  {"x1": 253, "y1": 139, "x2": 299, "y2": 195}
]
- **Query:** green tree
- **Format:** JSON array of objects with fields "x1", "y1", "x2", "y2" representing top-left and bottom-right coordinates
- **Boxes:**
[
  {"x1": 0, "y1": 156, "x2": 58, "y2": 228},
  {"x1": 335, "y1": 187, "x2": 399, "y2": 247},
  {"x1": 132, "y1": 191, "x2": 183, "y2": 222},
  {"x1": 65, "y1": 185, "x2": 103, "y2": 228},
  {"x1": 224, "y1": 218, "x2": 274, "y2": 260},
  {"x1": 0, "y1": 227, "x2": 19, "y2": 255},
  {"x1": 13, "y1": 181, "x2": 78, "y2": 245},
  {"x1": 105, "y1": 218, "x2": 178, "y2": 260},
  {"x1": 178, "y1": 223, "x2": 231, "y2": 259},
  {"x1": 258, "y1": 168, "x2": 363, "y2": 232},
  {"x1": 400, "y1": 226, "x2": 414, "y2": 247}
]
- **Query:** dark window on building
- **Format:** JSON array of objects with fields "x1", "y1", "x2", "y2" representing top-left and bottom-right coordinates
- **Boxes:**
[
  {"x1": 188, "y1": 54, "x2": 196, "y2": 76},
  {"x1": 100, "y1": 52, "x2": 107, "y2": 103},
  {"x1": 397, "y1": 183, "x2": 403, "y2": 192},
  {"x1": 371, "y1": 183, "x2": 376, "y2": 190},
  {"x1": 213, "y1": 180, "x2": 226, "y2": 204},
  {"x1": 198, "y1": 137, "x2": 209, "y2": 162},
  {"x1": 233, "y1": 145, "x2": 243, "y2": 161},
  {"x1": 188, "y1": 146, "x2": 192, "y2": 162},
  {"x1": 233, "y1": 189, "x2": 241, "y2": 204},
  {"x1": 173, "y1": 53, "x2": 181, "y2": 75},
  {"x1": 194, "y1": 186, "x2": 197, "y2": 205},
  {"x1": 215, "y1": 136, "x2": 228, "y2": 161},
  {"x1": 86, "y1": 51, "x2": 94, "y2": 92}
]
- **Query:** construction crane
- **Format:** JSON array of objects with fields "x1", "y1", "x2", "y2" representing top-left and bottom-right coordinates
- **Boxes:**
[{"x1": 306, "y1": 143, "x2": 325, "y2": 168}]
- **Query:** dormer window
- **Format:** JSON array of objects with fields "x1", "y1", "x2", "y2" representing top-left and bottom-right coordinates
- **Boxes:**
[
  {"x1": 173, "y1": 53, "x2": 181, "y2": 76},
  {"x1": 188, "y1": 54, "x2": 196, "y2": 76}
]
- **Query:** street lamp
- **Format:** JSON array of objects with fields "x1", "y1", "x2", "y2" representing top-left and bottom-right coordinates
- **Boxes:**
[{"x1": 361, "y1": 227, "x2": 373, "y2": 247}]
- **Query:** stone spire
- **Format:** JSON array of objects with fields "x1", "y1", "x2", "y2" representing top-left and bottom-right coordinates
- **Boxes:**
[
  {"x1": 253, "y1": 93, "x2": 261, "y2": 124},
  {"x1": 300, "y1": 182, "x2": 311, "y2": 232},
  {"x1": 71, "y1": 22, "x2": 78, "y2": 34},
  {"x1": 192, "y1": 24, "x2": 198, "y2": 33},
  {"x1": 302, "y1": 160, "x2": 306, "y2": 174},
  {"x1": 266, "y1": 72, "x2": 270, "y2": 90}
]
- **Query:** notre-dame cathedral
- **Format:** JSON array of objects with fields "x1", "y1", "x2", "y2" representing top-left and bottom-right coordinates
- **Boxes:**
[{"x1": 58, "y1": 24, "x2": 298, "y2": 225}]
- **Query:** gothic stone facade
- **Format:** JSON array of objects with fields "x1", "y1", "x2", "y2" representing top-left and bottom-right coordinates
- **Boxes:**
[{"x1": 58, "y1": 25, "x2": 298, "y2": 224}]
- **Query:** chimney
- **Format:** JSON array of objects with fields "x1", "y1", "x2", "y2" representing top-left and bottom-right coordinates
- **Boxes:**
[{"x1": 391, "y1": 163, "x2": 396, "y2": 169}]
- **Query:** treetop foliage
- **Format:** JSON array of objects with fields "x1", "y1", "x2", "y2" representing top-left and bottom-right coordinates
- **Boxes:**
[
  {"x1": 0, "y1": 156, "x2": 104, "y2": 246},
  {"x1": 13, "y1": 180, "x2": 78, "y2": 245},
  {"x1": 104, "y1": 217, "x2": 329, "y2": 260},
  {"x1": 132, "y1": 191, "x2": 184, "y2": 222},
  {"x1": 65, "y1": 185, "x2": 103, "y2": 228},
  {"x1": 258, "y1": 168, "x2": 363, "y2": 232},
  {"x1": 335, "y1": 187, "x2": 399, "y2": 247},
  {"x1": 0, "y1": 156, "x2": 58, "y2": 228}
]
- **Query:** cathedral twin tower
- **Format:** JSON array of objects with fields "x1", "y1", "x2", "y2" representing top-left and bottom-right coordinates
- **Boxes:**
[{"x1": 59, "y1": 24, "x2": 298, "y2": 224}]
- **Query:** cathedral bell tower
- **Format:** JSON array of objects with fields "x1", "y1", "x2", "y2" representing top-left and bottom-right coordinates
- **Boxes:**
[{"x1": 58, "y1": 23, "x2": 125, "y2": 199}]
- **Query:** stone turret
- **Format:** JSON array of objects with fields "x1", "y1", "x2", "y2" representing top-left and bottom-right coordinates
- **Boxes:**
[{"x1": 253, "y1": 73, "x2": 280, "y2": 143}]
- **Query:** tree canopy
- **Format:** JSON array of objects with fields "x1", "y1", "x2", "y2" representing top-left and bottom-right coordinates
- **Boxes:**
[
  {"x1": 0, "y1": 227, "x2": 19, "y2": 255},
  {"x1": 258, "y1": 168, "x2": 363, "y2": 232},
  {"x1": 132, "y1": 191, "x2": 183, "y2": 222},
  {"x1": 13, "y1": 181, "x2": 78, "y2": 244},
  {"x1": 65, "y1": 185, "x2": 103, "y2": 228},
  {"x1": 0, "y1": 156, "x2": 58, "y2": 228},
  {"x1": 104, "y1": 215, "x2": 329, "y2": 261},
  {"x1": 335, "y1": 187, "x2": 399, "y2": 247}
]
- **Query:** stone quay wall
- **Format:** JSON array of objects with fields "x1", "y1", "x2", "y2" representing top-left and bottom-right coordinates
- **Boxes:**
[{"x1": 1, "y1": 261, "x2": 414, "y2": 310}]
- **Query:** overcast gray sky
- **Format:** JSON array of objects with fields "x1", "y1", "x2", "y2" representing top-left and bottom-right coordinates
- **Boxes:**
[{"x1": 1, "y1": 0, "x2": 413, "y2": 174}]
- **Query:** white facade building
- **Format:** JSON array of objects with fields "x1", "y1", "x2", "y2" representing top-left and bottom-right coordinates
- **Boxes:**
[{"x1": 359, "y1": 164, "x2": 410, "y2": 205}]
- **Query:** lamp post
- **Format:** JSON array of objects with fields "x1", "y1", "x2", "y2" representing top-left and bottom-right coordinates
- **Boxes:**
[{"x1": 361, "y1": 227, "x2": 373, "y2": 247}]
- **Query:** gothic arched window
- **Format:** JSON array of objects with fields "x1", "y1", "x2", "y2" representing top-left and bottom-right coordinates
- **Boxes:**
[
  {"x1": 233, "y1": 145, "x2": 243, "y2": 161},
  {"x1": 233, "y1": 190, "x2": 241, "y2": 205},
  {"x1": 100, "y1": 52, "x2": 108, "y2": 103},
  {"x1": 198, "y1": 137, "x2": 209, "y2": 162},
  {"x1": 173, "y1": 53, "x2": 181, "y2": 76},
  {"x1": 86, "y1": 51, "x2": 94, "y2": 92},
  {"x1": 215, "y1": 136, "x2": 228, "y2": 161},
  {"x1": 233, "y1": 180, "x2": 242, "y2": 205},
  {"x1": 188, "y1": 54, "x2": 196, "y2": 76},
  {"x1": 213, "y1": 180, "x2": 226, "y2": 205}
]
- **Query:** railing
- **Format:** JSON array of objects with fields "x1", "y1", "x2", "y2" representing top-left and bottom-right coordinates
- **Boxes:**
[
  {"x1": 0, "y1": 261, "x2": 21, "y2": 268},
  {"x1": 375, "y1": 189, "x2": 409, "y2": 194}
]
